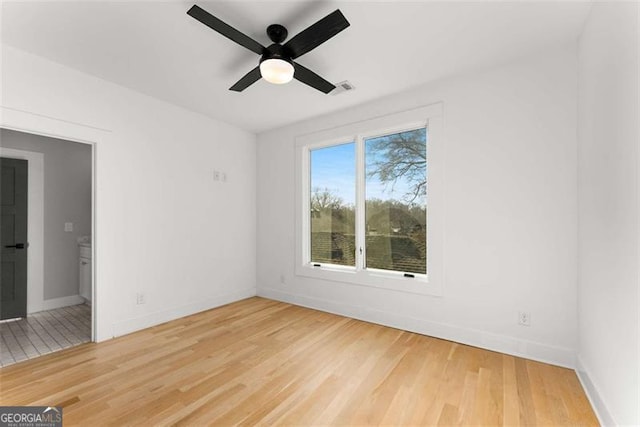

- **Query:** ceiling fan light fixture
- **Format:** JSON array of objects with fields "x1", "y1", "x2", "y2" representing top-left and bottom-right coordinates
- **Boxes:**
[
  {"x1": 259, "y1": 58, "x2": 294, "y2": 84},
  {"x1": 187, "y1": 5, "x2": 349, "y2": 93}
]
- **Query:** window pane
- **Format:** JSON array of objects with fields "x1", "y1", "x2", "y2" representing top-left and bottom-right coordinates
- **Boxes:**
[
  {"x1": 365, "y1": 128, "x2": 427, "y2": 274},
  {"x1": 310, "y1": 142, "x2": 356, "y2": 267}
]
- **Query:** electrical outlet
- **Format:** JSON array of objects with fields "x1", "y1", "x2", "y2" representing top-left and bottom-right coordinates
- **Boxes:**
[
  {"x1": 64, "y1": 222, "x2": 73, "y2": 232},
  {"x1": 221, "y1": 172, "x2": 227, "y2": 182},
  {"x1": 518, "y1": 311, "x2": 531, "y2": 326},
  {"x1": 213, "y1": 170, "x2": 220, "y2": 181},
  {"x1": 136, "y1": 293, "x2": 145, "y2": 305}
]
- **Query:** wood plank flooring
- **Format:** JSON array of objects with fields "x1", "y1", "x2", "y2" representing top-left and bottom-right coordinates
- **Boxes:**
[{"x1": 0, "y1": 297, "x2": 598, "y2": 426}]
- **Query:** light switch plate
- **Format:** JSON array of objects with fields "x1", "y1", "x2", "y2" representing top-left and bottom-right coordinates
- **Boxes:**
[{"x1": 64, "y1": 222, "x2": 73, "y2": 232}]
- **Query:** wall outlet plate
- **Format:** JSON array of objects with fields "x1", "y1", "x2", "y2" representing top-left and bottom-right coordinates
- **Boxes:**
[
  {"x1": 136, "y1": 293, "x2": 145, "y2": 305},
  {"x1": 518, "y1": 311, "x2": 531, "y2": 326}
]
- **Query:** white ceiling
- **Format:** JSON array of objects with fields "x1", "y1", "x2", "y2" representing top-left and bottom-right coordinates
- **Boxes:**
[{"x1": 1, "y1": 1, "x2": 592, "y2": 133}]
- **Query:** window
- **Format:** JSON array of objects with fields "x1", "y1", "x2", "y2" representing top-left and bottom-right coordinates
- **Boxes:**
[
  {"x1": 310, "y1": 142, "x2": 356, "y2": 267},
  {"x1": 365, "y1": 128, "x2": 427, "y2": 275},
  {"x1": 296, "y1": 105, "x2": 443, "y2": 295}
]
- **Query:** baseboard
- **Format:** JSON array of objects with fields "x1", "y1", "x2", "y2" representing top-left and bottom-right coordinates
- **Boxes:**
[
  {"x1": 40, "y1": 294, "x2": 85, "y2": 311},
  {"x1": 258, "y1": 286, "x2": 576, "y2": 369},
  {"x1": 576, "y1": 356, "x2": 616, "y2": 426},
  {"x1": 110, "y1": 287, "x2": 257, "y2": 339}
]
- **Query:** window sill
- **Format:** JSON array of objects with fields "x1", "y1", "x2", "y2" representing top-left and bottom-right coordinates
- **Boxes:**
[{"x1": 295, "y1": 263, "x2": 442, "y2": 297}]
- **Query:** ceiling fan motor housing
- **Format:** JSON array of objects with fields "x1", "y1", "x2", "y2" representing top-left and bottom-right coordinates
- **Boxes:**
[{"x1": 260, "y1": 43, "x2": 293, "y2": 66}]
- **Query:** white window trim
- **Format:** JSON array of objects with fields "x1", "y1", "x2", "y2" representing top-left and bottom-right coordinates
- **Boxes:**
[{"x1": 295, "y1": 103, "x2": 444, "y2": 296}]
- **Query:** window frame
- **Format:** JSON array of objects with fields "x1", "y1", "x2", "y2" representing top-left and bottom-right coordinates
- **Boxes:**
[{"x1": 295, "y1": 104, "x2": 444, "y2": 296}]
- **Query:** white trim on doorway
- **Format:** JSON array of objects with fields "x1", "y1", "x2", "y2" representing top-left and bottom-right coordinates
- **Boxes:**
[
  {"x1": 0, "y1": 105, "x2": 109, "y2": 342},
  {"x1": 0, "y1": 147, "x2": 45, "y2": 314}
]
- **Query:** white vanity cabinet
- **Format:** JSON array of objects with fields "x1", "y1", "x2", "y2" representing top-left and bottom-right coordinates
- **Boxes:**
[{"x1": 79, "y1": 243, "x2": 92, "y2": 304}]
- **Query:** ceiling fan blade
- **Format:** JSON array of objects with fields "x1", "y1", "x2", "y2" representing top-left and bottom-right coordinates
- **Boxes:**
[
  {"x1": 187, "y1": 5, "x2": 265, "y2": 55},
  {"x1": 284, "y1": 10, "x2": 350, "y2": 59},
  {"x1": 293, "y1": 62, "x2": 335, "y2": 94},
  {"x1": 229, "y1": 67, "x2": 262, "y2": 92}
]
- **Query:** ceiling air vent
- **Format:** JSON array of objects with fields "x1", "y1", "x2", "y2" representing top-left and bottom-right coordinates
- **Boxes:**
[{"x1": 332, "y1": 80, "x2": 355, "y2": 95}]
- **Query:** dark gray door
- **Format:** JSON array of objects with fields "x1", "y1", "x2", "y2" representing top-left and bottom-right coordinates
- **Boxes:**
[{"x1": 1, "y1": 157, "x2": 28, "y2": 320}]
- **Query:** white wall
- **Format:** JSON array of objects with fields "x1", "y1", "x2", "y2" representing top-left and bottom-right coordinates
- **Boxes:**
[
  {"x1": 257, "y1": 47, "x2": 579, "y2": 367},
  {"x1": 1, "y1": 129, "x2": 91, "y2": 302},
  {"x1": 1, "y1": 45, "x2": 257, "y2": 341},
  {"x1": 577, "y1": 2, "x2": 639, "y2": 425}
]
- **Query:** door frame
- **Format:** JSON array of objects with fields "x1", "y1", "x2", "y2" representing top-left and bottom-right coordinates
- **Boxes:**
[{"x1": 1, "y1": 105, "x2": 110, "y2": 342}]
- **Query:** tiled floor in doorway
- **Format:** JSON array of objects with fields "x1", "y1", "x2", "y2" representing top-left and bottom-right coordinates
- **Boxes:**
[{"x1": 0, "y1": 304, "x2": 91, "y2": 367}]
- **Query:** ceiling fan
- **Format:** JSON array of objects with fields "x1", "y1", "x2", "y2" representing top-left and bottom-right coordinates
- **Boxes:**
[{"x1": 187, "y1": 5, "x2": 350, "y2": 94}]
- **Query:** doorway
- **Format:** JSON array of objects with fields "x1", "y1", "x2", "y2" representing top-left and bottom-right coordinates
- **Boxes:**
[{"x1": 0, "y1": 128, "x2": 94, "y2": 367}]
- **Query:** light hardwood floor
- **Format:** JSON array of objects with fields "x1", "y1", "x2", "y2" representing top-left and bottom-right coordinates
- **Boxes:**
[{"x1": 0, "y1": 297, "x2": 598, "y2": 426}]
